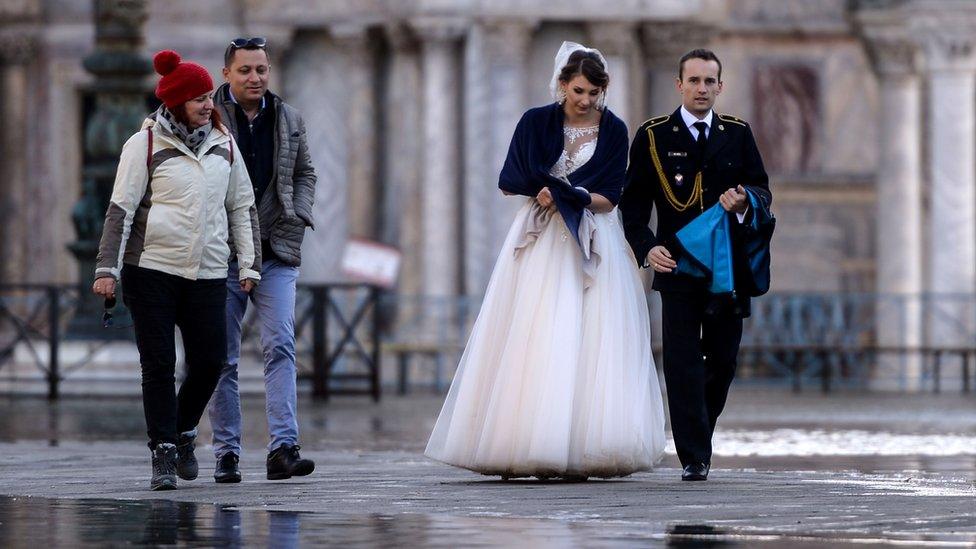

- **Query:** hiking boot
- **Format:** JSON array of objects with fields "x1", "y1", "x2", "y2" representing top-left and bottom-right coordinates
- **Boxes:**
[
  {"x1": 175, "y1": 431, "x2": 198, "y2": 481},
  {"x1": 151, "y1": 443, "x2": 178, "y2": 491},
  {"x1": 266, "y1": 444, "x2": 315, "y2": 480},
  {"x1": 214, "y1": 453, "x2": 242, "y2": 484}
]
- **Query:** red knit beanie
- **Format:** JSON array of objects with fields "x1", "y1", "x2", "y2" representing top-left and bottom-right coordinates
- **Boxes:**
[{"x1": 153, "y1": 50, "x2": 214, "y2": 109}]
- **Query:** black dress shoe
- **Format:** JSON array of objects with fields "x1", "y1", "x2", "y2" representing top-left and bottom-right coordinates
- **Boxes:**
[
  {"x1": 681, "y1": 463, "x2": 710, "y2": 481},
  {"x1": 267, "y1": 444, "x2": 315, "y2": 480},
  {"x1": 214, "y1": 453, "x2": 242, "y2": 484}
]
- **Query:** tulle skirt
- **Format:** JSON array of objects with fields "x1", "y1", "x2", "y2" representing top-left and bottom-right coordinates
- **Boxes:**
[{"x1": 424, "y1": 199, "x2": 666, "y2": 479}]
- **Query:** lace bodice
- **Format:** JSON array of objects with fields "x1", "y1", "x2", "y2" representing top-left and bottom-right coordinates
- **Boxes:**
[{"x1": 549, "y1": 124, "x2": 599, "y2": 178}]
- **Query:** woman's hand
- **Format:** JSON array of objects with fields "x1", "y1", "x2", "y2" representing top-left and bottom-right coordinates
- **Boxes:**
[
  {"x1": 536, "y1": 187, "x2": 555, "y2": 209},
  {"x1": 92, "y1": 277, "x2": 116, "y2": 299},
  {"x1": 240, "y1": 279, "x2": 256, "y2": 293}
]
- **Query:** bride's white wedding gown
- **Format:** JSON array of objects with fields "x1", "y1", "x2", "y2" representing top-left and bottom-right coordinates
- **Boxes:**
[{"x1": 424, "y1": 124, "x2": 666, "y2": 479}]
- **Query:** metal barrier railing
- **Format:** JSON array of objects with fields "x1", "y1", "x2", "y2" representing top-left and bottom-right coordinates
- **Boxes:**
[
  {"x1": 0, "y1": 284, "x2": 85, "y2": 399},
  {"x1": 3, "y1": 286, "x2": 976, "y2": 398},
  {"x1": 736, "y1": 344, "x2": 974, "y2": 394},
  {"x1": 381, "y1": 292, "x2": 976, "y2": 394},
  {"x1": 1, "y1": 283, "x2": 382, "y2": 401}
]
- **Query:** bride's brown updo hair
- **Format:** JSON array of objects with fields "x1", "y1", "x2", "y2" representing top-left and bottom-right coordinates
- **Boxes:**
[{"x1": 557, "y1": 49, "x2": 610, "y2": 89}]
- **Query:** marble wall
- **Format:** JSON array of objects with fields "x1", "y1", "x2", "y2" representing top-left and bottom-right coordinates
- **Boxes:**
[
  {"x1": 283, "y1": 31, "x2": 349, "y2": 283},
  {"x1": 8, "y1": 0, "x2": 976, "y2": 388},
  {"x1": 753, "y1": 64, "x2": 820, "y2": 174},
  {"x1": 1, "y1": 0, "x2": 886, "y2": 293}
]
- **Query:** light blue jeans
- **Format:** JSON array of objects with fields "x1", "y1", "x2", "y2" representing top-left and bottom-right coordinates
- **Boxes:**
[{"x1": 210, "y1": 259, "x2": 300, "y2": 457}]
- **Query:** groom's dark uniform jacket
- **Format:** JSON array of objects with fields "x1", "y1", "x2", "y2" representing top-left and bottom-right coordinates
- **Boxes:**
[
  {"x1": 620, "y1": 108, "x2": 770, "y2": 297},
  {"x1": 619, "y1": 106, "x2": 770, "y2": 468}
]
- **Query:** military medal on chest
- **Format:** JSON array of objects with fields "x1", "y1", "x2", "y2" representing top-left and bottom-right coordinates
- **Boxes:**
[{"x1": 674, "y1": 173, "x2": 684, "y2": 187}]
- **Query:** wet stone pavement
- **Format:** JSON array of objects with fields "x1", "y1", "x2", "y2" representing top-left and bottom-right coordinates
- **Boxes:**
[{"x1": 0, "y1": 389, "x2": 974, "y2": 547}]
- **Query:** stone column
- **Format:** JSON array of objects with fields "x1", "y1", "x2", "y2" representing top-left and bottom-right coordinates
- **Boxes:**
[
  {"x1": 640, "y1": 22, "x2": 714, "y2": 116},
  {"x1": 0, "y1": 0, "x2": 41, "y2": 284},
  {"x1": 0, "y1": 35, "x2": 33, "y2": 283},
  {"x1": 412, "y1": 18, "x2": 466, "y2": 300},
  {"x1": 288, "y1": 32, "x2": 347, "y2": 283},
  {"x1": 462, "y1": 20, "x2": 533, "y2": 297},
  {"x1": 857, "y1": 16, "x2": 924, "y2": 390},
  {"x1": 915, "y1": 20, "x2": 976, "y2": 356},
  {"x1": 331, "y1": 24, "x2": 378, "y2": 240},
  {"x1": 382, "y1": 24, "x2": 423, "y2": 298},
  {"x1": 587, "y1": 22, "x2": 637, "y2": 129}
]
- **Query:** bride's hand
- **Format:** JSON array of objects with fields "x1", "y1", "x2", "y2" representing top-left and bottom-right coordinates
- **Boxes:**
[{"x1": 536, "y1": 187, "x2": 555, "y2": 209}]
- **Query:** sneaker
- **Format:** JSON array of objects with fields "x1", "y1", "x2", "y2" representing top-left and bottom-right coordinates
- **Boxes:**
[
  {"x1": 266, "y1": 444, "x2": 315, "y2": 480},
  {"x1": 175, "y1": 431, "x2": 198, "y2": 481},
  {"x1": 214, "y1": 453, "x2": 242, "y2": 484},
  {"x1": 151, "y1": 443, "x2": 178, "y2": 491}
]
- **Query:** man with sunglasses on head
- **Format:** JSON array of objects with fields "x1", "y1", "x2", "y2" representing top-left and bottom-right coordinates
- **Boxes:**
[{"x1": 208, "y1": 36, "x2": 317, "y2": 483}]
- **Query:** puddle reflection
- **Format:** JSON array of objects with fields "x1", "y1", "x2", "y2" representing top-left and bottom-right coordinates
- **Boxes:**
[
  {"x1": 0, "y1": 496, "x2": 347, "y2": 548},
  {"x1": 0, "y1": 498, "x2": 292, "y2": 547},
  {"x1": 2, "y1": 496, "x2": 974, "y2": 548},
  {"x1": 667, "y1": 524, "x2": 736, "y2": 547},
  {"x1": 0, "y1": 496, "x2": 730, "y2": 548}
]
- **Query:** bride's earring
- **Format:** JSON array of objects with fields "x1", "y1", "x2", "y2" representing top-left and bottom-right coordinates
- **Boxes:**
[{"x1": 557, "y1": 88, "x2": 567, "y2": 105}]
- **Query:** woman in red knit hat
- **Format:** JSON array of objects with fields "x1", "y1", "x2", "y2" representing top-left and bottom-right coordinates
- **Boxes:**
[{"x1": 92, "y1": 50, "x2": 261, "y2": 491}]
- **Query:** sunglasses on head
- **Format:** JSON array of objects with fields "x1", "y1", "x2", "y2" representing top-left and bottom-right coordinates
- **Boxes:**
[{"x1": 229, "y1": 37, "x2": 267, "y2": 49}]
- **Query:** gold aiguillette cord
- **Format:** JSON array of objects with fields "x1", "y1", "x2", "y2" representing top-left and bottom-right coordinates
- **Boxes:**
[{"x1": 647, "y1": 127, "x2": 703, "y2": 212}]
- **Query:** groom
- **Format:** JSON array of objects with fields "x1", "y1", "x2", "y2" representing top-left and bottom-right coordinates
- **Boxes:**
[{"x1": 619, "y1": 49, "x2": 770, "y2": 481}]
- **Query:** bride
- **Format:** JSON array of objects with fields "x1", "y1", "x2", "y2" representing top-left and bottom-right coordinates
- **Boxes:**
[{"x1": 424, "y1": 42, "x2": 666, "y2": 480}]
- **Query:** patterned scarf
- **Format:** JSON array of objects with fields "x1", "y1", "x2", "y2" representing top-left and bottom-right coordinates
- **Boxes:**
[{"x1": 154, "y1": 105, "x2": 212, "y2": 154}]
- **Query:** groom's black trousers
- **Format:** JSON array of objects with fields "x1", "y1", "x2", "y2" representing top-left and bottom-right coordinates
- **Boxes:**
[{"x1": 660, "y1": 290, "x2": 743, "y2": 467}]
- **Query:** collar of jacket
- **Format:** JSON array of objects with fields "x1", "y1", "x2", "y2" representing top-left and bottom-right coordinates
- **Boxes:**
[
  {"x1": 215, "y1": 83, "x2": 282, "y2": 119},
  {"x1": 140, "y1": 116, "x2": 230, "y2": 160}
]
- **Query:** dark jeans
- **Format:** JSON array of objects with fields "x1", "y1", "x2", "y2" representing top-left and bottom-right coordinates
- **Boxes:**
[
  {"x1": 660, "y1": 290, "x2": 743, "y2": 466},
  {"x1": 122, "y1": 264, "x2": 227, "y2": 449}
]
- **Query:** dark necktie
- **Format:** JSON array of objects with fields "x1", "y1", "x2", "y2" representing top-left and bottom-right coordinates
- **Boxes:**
[{"x1": 694, "y1": 121, "x2": 708, "y2": 154}]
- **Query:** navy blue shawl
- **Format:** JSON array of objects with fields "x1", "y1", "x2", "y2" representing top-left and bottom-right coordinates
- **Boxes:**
[{"x1": 498, "y1": 103, "x2": 629, "y2": 247}]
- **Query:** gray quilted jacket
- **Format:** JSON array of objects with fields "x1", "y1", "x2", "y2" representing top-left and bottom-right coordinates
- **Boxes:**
[{"x1": 215, "y1": 84, "x2": 316, "y2": 266}]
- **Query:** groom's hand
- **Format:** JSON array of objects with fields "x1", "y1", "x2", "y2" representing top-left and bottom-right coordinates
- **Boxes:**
[
  {"x1": 647, "y1": 246, "x2": 676, "y2": 273},
  {"x1": 720, "y1": 185, "x2": 748, "y2": 214}
]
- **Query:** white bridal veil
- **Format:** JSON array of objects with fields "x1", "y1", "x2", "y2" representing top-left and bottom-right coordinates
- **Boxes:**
[{"x1": 548, "y1": 41, "x2": 610, "y2": 103}]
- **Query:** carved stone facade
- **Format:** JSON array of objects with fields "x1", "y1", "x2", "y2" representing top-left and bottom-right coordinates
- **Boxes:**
[
  {"x1": 3, "y1": 0, "x2": 976, "y2": 390},
  {"x1": 0, "y1": 1, "x2": 40, "y2": 284}
]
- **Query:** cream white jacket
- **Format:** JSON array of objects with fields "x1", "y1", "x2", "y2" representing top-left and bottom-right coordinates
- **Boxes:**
[{"x1": 95, "y1": 118, "x2": 261, "y2": 282}]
